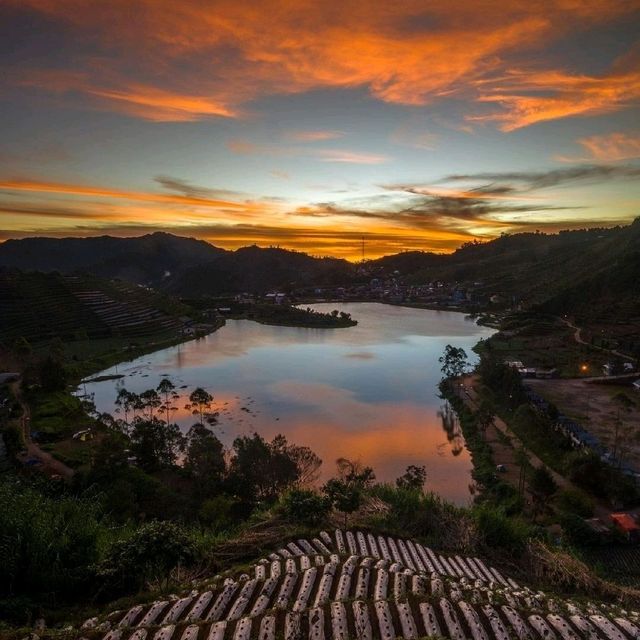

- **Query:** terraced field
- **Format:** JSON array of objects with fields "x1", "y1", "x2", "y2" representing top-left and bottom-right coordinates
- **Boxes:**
[
  {"x1": 79, "y1": 530, "x2": 640, "y2": 640},
  {"x1": 0, "y1": 270, "x2": 185, "y2": 344}
]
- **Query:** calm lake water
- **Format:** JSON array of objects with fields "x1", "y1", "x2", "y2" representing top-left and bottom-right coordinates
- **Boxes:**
[{"x1": 83, "y1": 303, "x2": 494, "y2": 505}]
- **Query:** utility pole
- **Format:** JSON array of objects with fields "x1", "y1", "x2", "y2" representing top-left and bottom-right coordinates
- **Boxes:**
[{"x1": 361, "y1": 236, "x2": 365, "y2": 262}]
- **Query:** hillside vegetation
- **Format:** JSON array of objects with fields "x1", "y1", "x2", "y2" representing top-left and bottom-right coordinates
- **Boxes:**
[
  {"x1": 0, "y1": 270, "x2": 190, "y2": 345},
  {"x1": 1, "y1": 219, "x2": 639, "y2": 321}
]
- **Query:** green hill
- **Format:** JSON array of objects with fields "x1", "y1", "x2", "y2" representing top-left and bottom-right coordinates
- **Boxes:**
[{"x1": 0, "y1": 270, "x2": 191, "y2": 345}]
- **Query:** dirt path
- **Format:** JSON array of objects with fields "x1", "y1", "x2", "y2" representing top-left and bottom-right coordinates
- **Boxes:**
[
  {"x1": 11, "y1": 381, "x2": 75, "y2": 480},
  {"x1": 558, "y1": 316, "x2": 637, "y2": 363},
  {"x1": 455, "y1": 375, "x2": 612, "y2": 519}
]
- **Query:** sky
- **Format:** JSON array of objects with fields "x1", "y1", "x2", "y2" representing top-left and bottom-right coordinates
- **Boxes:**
[{"x1": 1, "y1": 0, "x2": 639, "y2": 260}]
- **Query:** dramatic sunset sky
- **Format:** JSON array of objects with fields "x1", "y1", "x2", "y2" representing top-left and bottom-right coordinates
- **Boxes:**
[{"x1": 1, "y1": 1, "x2": 639, "y2": 259}]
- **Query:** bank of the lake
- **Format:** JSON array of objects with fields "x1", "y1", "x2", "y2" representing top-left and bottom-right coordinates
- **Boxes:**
[{"x1": 83, "y1": 302, "x2": 495, "y2": 504}]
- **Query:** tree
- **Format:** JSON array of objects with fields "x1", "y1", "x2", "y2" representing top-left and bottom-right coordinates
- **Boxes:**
[
  {"x1": 336, "y1": 458, "x2": 376, "y2": 487},
  {"x1": 323, "y1": 478, "x2": 362, "y2": 528},
  {"x1": 226, "y1": 433, "x2": 300, "y2": 504},
  {"x1": 38, "y1": 355, "x2": 67, "y2": 392},
  {"x1": 129, "y1": 417, "x2": 185, "y2": 471},
  {"x1": 439, "y1": 345, "x2": 468, "y2": 379},
  {"x1": 115, "y1": 388, "x2": 136, "y2": 427},
  {"x1": 288, "y1": 444, "x2": 322, "y2": 486},
  {"x1": 529, "y1": 465, "x2": 558, "y2": 520},
  {"x1": 187, "y1": 387, "x2": 215, "y2": 425},
  {"x1": 157, "y1": 378, "x2": 178, "y2": 425},
  {"x1": 396, "y1": 465, "x2": 427, "y2": 491},
  {"x1": 323, "y1": 458, "x2": 376, "y2": 527},
  {"x1": 140, "y1": 389, "x2": 161, "y2": 419},
  {"x1": 476, "y1": 400, "x2": 494, "y2": 441},
  {"x1": 185, "y1": 423, "x2": 225, "y2": 496},
  {"x1": 280, "y1": 489, "x2": 331, "y2": 526}
]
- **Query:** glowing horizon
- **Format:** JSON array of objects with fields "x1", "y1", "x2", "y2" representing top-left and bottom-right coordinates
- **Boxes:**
[{"x1": 1, "y1": 1, "x2": 639, "y2": 259}]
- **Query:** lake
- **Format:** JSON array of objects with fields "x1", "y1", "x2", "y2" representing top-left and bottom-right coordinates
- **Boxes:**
[{"x1": 82, "y1": 303, "x2": 495, "y2": 505}]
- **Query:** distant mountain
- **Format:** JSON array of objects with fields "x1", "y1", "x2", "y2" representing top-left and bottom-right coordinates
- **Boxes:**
[
  {"x1": 167, "y1": 246, "x2": 352, "y2": 296},
  {"x1": 1, "y1": 220, "x2": 638, "y2": 321},
  {"x1": 0, "y1": 232, "x2": 223, "y2": 286},
  {"x1": 369, "y1": 219, "x2": 640, "y2": 322}
]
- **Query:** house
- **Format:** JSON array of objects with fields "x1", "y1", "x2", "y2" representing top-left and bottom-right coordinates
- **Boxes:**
[{"x1": 610, "y1": 513, "x2": 640, "y2": 543}]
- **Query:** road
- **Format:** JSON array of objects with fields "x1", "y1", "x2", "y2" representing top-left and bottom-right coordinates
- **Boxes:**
[
  {"x1": 454, "y1": 375, "x2": 612, "y2": 519},
  {"x1": 11, "y1": 381, "x2": 75, "y2": 480}
]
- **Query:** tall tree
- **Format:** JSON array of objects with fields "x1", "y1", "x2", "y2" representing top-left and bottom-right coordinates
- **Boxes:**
[
  {"x1": 439, "y1": 345, "x2": 469, "y2": 379},
  {"x1": 130, "y1": 417, "x2": 185, "y2": 471},
  {"x1": 185, "y1": 423, "x2": 225, "y2": 496},
  {"x1": 226, "y1": 433, "x2": 300, "y2": 504},
  {"x1": 187, "y1": 387, "x2": 215, "y2": 425},
  {"x1": 139, "y1": 389, "x2": 161, "y2": 420},
  {"x1": 157, "y1": 378, "x2": 178, "y2": 426}
]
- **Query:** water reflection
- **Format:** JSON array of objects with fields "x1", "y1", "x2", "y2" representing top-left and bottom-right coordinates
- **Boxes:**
[
  {"x1": 438, "y1": 402, "x2": 465, "y2": 457},
  {"x1": 83, "y1": 303, "x2": 494, "y2": 505}
]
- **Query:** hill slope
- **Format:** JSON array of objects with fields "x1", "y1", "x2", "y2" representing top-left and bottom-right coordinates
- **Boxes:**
[
  {"x1": 167, "y1": 246, "x2": 352, "y2": 296},
  {"x1": 1, "y1": 219, "x2": 638, "y2": 320},
  {"x1": 0, "y1": 232, "x2": 223, "y2": 286},
  {"x1": 0, "y1": 269, "x2": 190, "y2": 344}
]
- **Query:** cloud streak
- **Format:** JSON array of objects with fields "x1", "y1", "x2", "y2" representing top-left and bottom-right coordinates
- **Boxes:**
[{"x1": 5, "y1": 1, "x2": 639, "y2": 128}]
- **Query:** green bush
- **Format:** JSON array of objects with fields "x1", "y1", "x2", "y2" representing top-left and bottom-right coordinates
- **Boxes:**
[
  {"x1": 0, "y1": 477, "x2": 108, "y2": 618},
  {"x1": 559, "y1": 513, "x2": 602, "y2": 547},
  {"x1": 96, "y1": 521, "x2": 197, "y2": 593},
  {"x1": 555, "y1": 488, "x2": 594, "y2": 518},
  {"x1": 280, "y1": 489, "x2": 331, "y2": 527},
  {"x1": 474, "y1": 504, "x2": 532, "y2": 554}
]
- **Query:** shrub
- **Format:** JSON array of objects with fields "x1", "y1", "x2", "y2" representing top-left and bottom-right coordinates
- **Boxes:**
[
  {"x1": 96, "y1": 521, "x2": 197, "y2": 593},
  {"x1": 559, "y1": 513, "x2": 602, "y2": 547},
  {"x1": 474, "y1": 505, "x2": 532, "y2": 554},
  {"x1": 555, "y1": 488, "x2": 594, "y2": 518},
  {"x1": 280, "y1": 489, "x2": 331, "y2": 526}
]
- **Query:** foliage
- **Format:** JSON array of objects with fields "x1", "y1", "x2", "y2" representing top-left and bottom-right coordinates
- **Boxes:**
[
  {"x1": 187, "y1": 387, "x2": 215, "y2": 426},
  {"x1": 38, "y1": 355, "x2": 67, "y2": 392},
  {"x1": 129, "y1": 417, "x2": 185, "y2": 472},
  {"x1": 247, "y1": 304, "x2": 357, "y2": 328},
  {"x1": 473, "y1": 504, "x2": 533, "y2": 555},
  {"x1": 323, "y1": 478, "x2": 362, "y2": 528},
  {"x1": 560, "y1": 513, "x2": 602, "y2": 547},
  {"x1": 0, "y1": 477, "x2": 108, "y2": 620},
  {"x1": 565, "y1": 452, "x2": 639, "y2": 507},
  {"x1": 96, "y1": 521, "x2": 197, "y2": 593},
  {"x1": 185, "y1": 423, "x2": 225, "y2": 496},
  {"x1": 199, "y1": 495, "x2": 237, "y2": 531},
  {"x1": 395, "y1": 464, "x2": 427, "y2": 491},
  {"x1": 529, "y1": 466, "x2": 558, "y2": 499},
  {"x1": 439, "y1": 344, "x2": 468, "y2": 379},
  {"x1": 556, "y1": 488, "x2": 594, "y2": 518},
  {"x1": 279, "y1": 489, "x2": 331, "y2": 526},
  {"x1": 226, "y1": 433, "x2": 301, "y2": 505}
]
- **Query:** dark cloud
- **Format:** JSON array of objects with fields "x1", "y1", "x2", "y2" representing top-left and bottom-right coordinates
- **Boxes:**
[
  {"x1": 299, "y1": 191, "x2": 577, "y2": 230},
  {"x1": 444, "y1": 164, "x2": 640, "y2": 190},
  {"x1": 154, "y1": 175, "x2": 244, "y2": 200}
]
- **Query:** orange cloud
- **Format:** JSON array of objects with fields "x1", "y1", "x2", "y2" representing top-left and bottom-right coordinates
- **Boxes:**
[
  {"x1": 577, "y1": 132, "x2": 640, "y2": 162},
  {"x1": 286, "y1": 130, "x2": 344, "y2": 142},
  {"x1": 226, "y1": 140, "x2": 390, "y2": 164},
  {"x1": 472, "y1": 68, "x2": 640, "y2": 130},
  {"x1": 7, "y1": 1, "x2": 638, "y2": 127},
  {"x1": 0, "y1": 178, "x2": 253, "y2": 210},
  {"x1": 316, "y1": 150, "x2": 389, "y2": 164}
]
